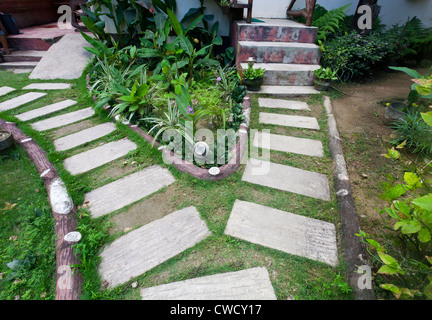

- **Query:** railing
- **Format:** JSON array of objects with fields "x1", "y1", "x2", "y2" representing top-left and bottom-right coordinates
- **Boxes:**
[{"x1": 286, "y1": 0, "x2": 317, "y2": 26}]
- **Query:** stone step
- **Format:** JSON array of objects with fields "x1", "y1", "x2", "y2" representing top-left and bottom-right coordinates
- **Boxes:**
[
  {"x1": 15, "y1": 99, "x2": 77, "y2": 121},
  {"x1": 0, "y1": 92, "x2": 47, "y2": 112},
  {"x1": 252, "y1": 85, "x2": 319, "y2": 96},
  {"x1": 241, "y1": 63, "x2": 319, "y2": 86},
  {"x1": 235, "y1": 19, "x2": 318, "y2": 43},
  {"x1": 63, "y1": 138, "x2": 137, "y2": 176},
  {"x1": 99, "y1": 206, "x2": 211, "y2": 289},
  {"x1": 259, "y1": 112, "x2": 320, "y2": 130},
  {"x1": 238, "y1": 41, "x2": 320, "y2": 64},
  {"x1": 225, "y1": 200, "x2": 338, "y2": 266},
  {"x1": 140, "y1": 267, "x2": 276, "y2": 300},
  {"x1": 2, "y1": 50, "x2": 46, "y2": 62},
  {"x1": 0, "y1": 86, "x2": 15, "y2": 97},
  {"x1": 23, "y1": 83, "x2": 72, "y2": 90},
  {"x1": 0, "y1": 61, "x2": 39, "y2": 70},
  {"x1": 31, "y1": 107, "x2": 95, "y2": 131},
  {"x1": 85, "y1": 165, "x2": 176, "y2": 218},
  {"x1": 258, "y1": 98, "x2": 310, "y2": 110},
  {"x1": 252, "y1": 131, "x2": 324, "y2": 157},
  {"x1": 241, "y1": 158, "x2": 330, "y2": 201},
  {"x1": 54, "y1": 122, "x2": 116, "y2": 152}
]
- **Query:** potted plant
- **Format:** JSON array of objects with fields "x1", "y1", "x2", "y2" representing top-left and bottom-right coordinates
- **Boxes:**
[
  {"x1": 242, "y1": 63, "x2": 265, "y2": 91},
  {"x1": 0, "y1": 131, "x2": 14, "y2": 151},
  {"x1": 314, "y1": 67, "x2": 338, "y2": 91}
]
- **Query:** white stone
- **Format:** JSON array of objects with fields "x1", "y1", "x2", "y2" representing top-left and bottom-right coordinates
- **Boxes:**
[
  {"x1": 259, "y1": 112, "x2": 320, "y2": 130},
  {"x1": 241, "y1": 158, "x2": 330, "y2": 201},
  {"x1": 225, "y1": 200, "x2": 338, "y2": 266},
  {"x1": 22, "y1": 83, "x2": 72, "y2": 90},
  {"x1": 255, "y1": 85, "x2": 319, "y2": 96},
  {"x1": 49, "y1": 178, "x2": 74, "y2": 215},
  {"x1": 258, "y1": 98, "x2": 310, "y2": 110},
  {"x1": 140, "y1": 267, "x2": 276, "y2": 300},
  {"x1": 208, "y1": 167, "x2": 220, "y2": 176},
  {"x1": 63, "y1": 138, "x2": 136, "y2": 175},
  {"x1": 0, "y1": 92, "x2": 47, "y2": 112},
  {"x1": 252, "y1": 131, "x2": 323, "y2": 157},
  {"x1": 64, "y1": 231, "x2": 82, "y2": 243},
  {"x1": 31, "y1": 107, "x2": 95, "y2": 131},
  {"x1": 85, "y1": 165, "x2": 176, "y2": 218},
  {"x1": 16, "y1": 99, "x2": 76, "y2": 121},
  {"x1": 53, "y1": 122, "x2": 116, "y2": 151},
  {"x1": 99, "y1": 206, "x2": 211, "y2": 288},
  {"x1": 0, "y1": 86, "x2": 15, "y2": 97}
]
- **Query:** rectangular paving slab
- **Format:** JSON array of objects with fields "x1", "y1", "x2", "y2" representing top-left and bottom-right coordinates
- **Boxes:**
[
  {"x1": 63, "y1": 138, "x2": 137, "y2": 175},
  {"x1": 225, "y1": 200, "x2": 338, "y2": 266},
  {"x1": 16, "y1": 99, "x2": 76, "y2": 121},
  {"x1": 260, "y1": 112, "x2": 320, "y2": 130},
  {"x1": 140, "y1": 267, "x2": 276, "y2": 300},
  {"x1": 258, "y1": 98, "x2": 310, "y2": 110},
  {"x1": 0, "y1": 86, "x2": 15, "y2": 97},
  {"x1": 0, "y1": 92, "x2": 47, "y2": 112},
  {"x1": 252, "y1": 131, "x2": 323, "y2": 157},
  {"x1": 31, "y1": 107, "x2": 95, "y2": 131},
  {"x1": 242, "y1": 158, "x2": 330, "y2": 201},
  {"x1": 54, "y1": 122, "x2": 116, "y2": 151},
  {"x1": 85, "y1": 165, "x2": 176, "y2": 218},
  {"x1": 22, "y1": 83, "x2": 72, "y2": 90},
  {"x1": 99, "y1": 206, "x2": 211, "y2": 289}
]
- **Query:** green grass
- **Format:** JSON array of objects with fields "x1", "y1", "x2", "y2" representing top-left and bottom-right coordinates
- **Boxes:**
[{"x1": 0, "y1": 69, "x2": 352, "y2": 300}]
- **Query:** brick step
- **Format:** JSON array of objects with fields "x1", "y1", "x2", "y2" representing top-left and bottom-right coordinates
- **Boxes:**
[
  {"x1": 2, "y1": 50, "x2": 46, "y2": 62},
  {"x1": 235, "y1": 19, "x2": 317, "y2": 43},
  {"x1": 0, "y1": 61, "x2": 39, "y2": 70},
  {"x1": 241, "y1": 63, "x2": 319, "y2": 86},
  {"x1": 237, "y1": 41, "x2": 320, "y2": 64}
]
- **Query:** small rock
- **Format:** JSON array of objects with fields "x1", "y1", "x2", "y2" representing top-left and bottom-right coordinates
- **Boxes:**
[
  {"x1": 361, "y1": 173, "x2": 368, "y2": 179},
  {"x1": 35, "y1": 189, "x2": 39, "y2": 193},
  {"x1": 40, "y1": 292, "x2": 47, "y2": 298},
  {"x1": 9, "y1": 235, "x2": 17, "y2": 241},
  {"x1": 131, "y1": 281, "x2": 138, "y2": 288},
  {"x1": 124, "y1": 227, "x2": 132, "y2": 233},
  {"x1": 0, "y1": 272, "x2": 5, "y2": 280},
  {"x1": 131, "y1": 161, "x2": 137, "y2": 165},
  {"x1": 14, "y1": 295, "x2": 21, "y2": 300},
  {"x1": 287, "y1": 295, "x2": 295, "y2": 300}
]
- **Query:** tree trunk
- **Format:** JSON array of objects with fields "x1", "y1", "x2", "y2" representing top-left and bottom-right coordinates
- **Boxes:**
[{"x1": 0, "y1": 119, "x2": 82, "y2": 300}]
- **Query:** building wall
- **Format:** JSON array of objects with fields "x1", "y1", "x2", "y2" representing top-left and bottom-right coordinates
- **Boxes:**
[{"x1": 0, "y1": 0, "x2": 59, "y2": 29}]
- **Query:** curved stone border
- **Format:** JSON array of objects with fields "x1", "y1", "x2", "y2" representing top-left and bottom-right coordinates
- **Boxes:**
[
  {"x1": 323, "y1": 96, "x2": 375, "y2": 300},
  {"x1": 0, "y1": 119, "x2": 82, "y2": 300}
]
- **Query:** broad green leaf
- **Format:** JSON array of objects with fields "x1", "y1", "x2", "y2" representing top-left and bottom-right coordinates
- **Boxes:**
[
  {"x1": 389, "y1": 66, "x2": 421, "y2": 79},
  {"x1": 413, "y1": 194, "x2": 432, "y2": 211},
  {"x1": 184, "y1": 14, "x2": 204, "y2": 35},
  {"x1": 167, "y1": 8, "x2": 183, "y2": 36},
  {"x1": 381, "y1": 184, "x2": 408, "y2": 201},
  {"x1": 418, "y1": 228, "x2": 431, "y2": 243},
  {"x1": 421, "y1": 112, "x2": 432, "y2": 127},
  {"x1": 404, "y1": 172, "x2": 421, "y2": 188},
  {"x1": 378, "y1": 265, "x2": 400, "y2": 275},
  {"x1": 421, "y1": 210, "x2": 432, "y2": 225},
  {"x1": 378, "y1": 252, "x2": 400, "y2": 269},
  {"x1": 394, "y1": 200, "x2": 411, "y2": 217},
  {"x1": 401, "y1": 220, "x2": 422, "y2": 234},
  {"x1": 381, "y1": 284, "x2": 401, "y2": 299},
  {"x1": 424, "y1": 283, "x2": 432, "y2": 300},
  {"x1": 178, "y1": 36, "x2": 193, "y2": 56},
  {"x1": 212, "y1": 36, "x2": 223, "y2": 46}
]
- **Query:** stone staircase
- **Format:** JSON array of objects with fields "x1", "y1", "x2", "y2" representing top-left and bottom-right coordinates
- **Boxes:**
[{"x1": 234, "y1": 18, "x2": 320, "y2": 95}]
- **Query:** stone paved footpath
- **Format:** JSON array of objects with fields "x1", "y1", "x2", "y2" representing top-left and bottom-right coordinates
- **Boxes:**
[{"x1": 0, "y1": 83, "x2": 338, "y2": 300}]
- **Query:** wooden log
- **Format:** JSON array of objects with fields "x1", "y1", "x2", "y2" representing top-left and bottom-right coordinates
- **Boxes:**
[{"x1": 0, "y1": 118, "x2": 82, "y2": 300}]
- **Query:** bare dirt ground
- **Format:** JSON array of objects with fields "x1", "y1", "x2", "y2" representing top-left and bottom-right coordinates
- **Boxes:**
[{"x1": 331, "y1": 67, "x2": 429, "y2": 234}]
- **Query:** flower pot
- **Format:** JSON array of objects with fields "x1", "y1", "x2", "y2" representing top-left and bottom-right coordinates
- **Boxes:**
[
  {"x1": 243, "y1": 78, "x2": 263, "y2": 91},
  {"x1": 314, "y1": 79, "x2": 331, "y2": 91},
  {"x1": 0, "y1": 131, "x2": 14, "y2": 151}
]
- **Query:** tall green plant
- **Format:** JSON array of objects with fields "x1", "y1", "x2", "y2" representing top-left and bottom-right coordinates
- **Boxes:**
[{"x1": 312, "y1": 4, "x2": 351, "y2": 42}]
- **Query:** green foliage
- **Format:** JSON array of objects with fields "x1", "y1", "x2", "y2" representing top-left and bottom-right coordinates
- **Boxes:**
[
  {"x1": 242, "y1": 64, "x2": 265, "y2": 80},
  {"x1": 314, "y1": 67, "x2": 338, "y2": 81},
  {"x1": 312, "y1": 4, "x2": 350, "y2": 42}
]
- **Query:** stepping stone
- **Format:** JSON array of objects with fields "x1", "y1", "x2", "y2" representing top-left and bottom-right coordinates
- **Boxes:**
[
  {"x1": 0, "y1": 92, "x2": 47, "y2": 112},
  {"x1": 252, "y1": 131, "x2": 323, "y2": 157},
  {"x1": 16, "y1": 99, "x2": 76, "y2": 121},
  {"x1": 140, "y1": 267, "x2": 276, "y2": 300},
  {"x1": 242, "y1": 158, "x2": 330, "y2": 201},
  {"x1": 258, "y1": 98, "x2": 310, "y2": 110},
  {"x1": 12, "y1": 69, "x2": 34, "y2": 74},
  {"x1": 0, "y1": 86, "x2": 15, "y2": 97},
  {"x1": 99, "y1": 206, "x2": 211, "y2": 289},
  {"x1": 0, "y1": 61, "x2": 38, "y2": 70},
  {"x1": 54, "y1": 122, "x2": 116, "y2": 151},
  {"x1": 259, "y1": 112, "x2": 320, "y2": 130},
  {"x1": 85, "y1": 165, "x2": 176, "y2": 218},
  {"x1": 31, "y1": 107, "x2": 94, "y2": 131},
  {"x1": 255, "y1": 85, "x2": 319, "y2": 96},
  {"x1": 22, "y1": 83, "x2": 72, "y2": 90},
  {"x1": 225, "y1": 200, "x2": 338, "y2": 266},
  {"x1": 63, "y1": 138, "x2": 137, "y2": 175}
]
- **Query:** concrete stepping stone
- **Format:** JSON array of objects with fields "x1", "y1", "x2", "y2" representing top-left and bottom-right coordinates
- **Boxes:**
[
  {"x1": 31, "y1": 107, "x2": 94, "y2": 131},
  {"x1": 258, "y1": 98, "x2": 310, "y2": 110},
  {"x1": 63, "y1": 138, "x2": 137, "y2": 175},
  {"x1": 252, "y1": 131, "x2": 323, "y2": 157},
  {"x1": 259, "y1": 112, "x2": 320, "y2": 130},
  {"x1": 0, "y1": 86, "x2": 15, "y2": 97},
  {"x1": 225, "y1": 200, "x2": 338, "y2": 266},
  {"x1": 140, "y1": 267, "x2": 276, "y2": 300},
  {"x1": 0, "y1": 92, "x2": 47, "y2": 112},
  {"x1": 54, "y1": 122, "x2": 116, "y2": 151},
  {"x1": 85, "y1": 165, "x2": 176, "y2": 218},
  {"x1": 241, "y1": 158, "x2": 330, "y2": 201},
  {"x1": 22, "y1": 83, "x2": 72, "y2": 90},
  {"x1": 16, "y1": 99, "x2": 76, "y2": 121},
  {"x1": 255, "y1": 85, "x2": 319, "y2": 96},
  {"x1": 99, "y1": 206, "x2": 211, "y2": 289}
]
